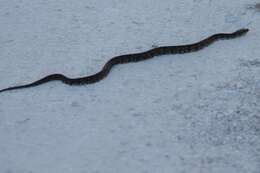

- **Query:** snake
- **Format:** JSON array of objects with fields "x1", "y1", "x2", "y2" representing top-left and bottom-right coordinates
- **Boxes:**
[{"x1": 0, "y1": 28, "x2": 249, "y2": 93}]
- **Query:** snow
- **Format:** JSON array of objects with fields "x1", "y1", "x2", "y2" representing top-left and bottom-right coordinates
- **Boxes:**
[{"x1": 0, "y1": 0, "x2": 260, "y2": 173}]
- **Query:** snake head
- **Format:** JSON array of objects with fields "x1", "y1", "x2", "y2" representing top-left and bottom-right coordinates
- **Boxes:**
[{"x1": 234, "y1": 28, "x2": 249, "y2": 36}]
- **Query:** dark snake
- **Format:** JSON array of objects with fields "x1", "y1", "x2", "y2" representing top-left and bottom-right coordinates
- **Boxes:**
[{"x1": 0, "y1": 28, "x2": 249, "y2": 93}]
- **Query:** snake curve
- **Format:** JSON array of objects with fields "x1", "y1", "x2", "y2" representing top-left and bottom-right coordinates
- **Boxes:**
[{"x1": 0, "y1": 28, "x2": 249, "y2": 93}]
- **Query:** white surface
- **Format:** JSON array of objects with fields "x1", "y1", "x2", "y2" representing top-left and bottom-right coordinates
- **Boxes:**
[{"x1": 0, "y1": 0, "x2": 260, "y2": 173}]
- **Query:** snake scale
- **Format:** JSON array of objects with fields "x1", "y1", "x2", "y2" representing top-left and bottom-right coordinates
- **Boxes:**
[{"x1": 0, "y1": 28, "x2": 249, "y2": 93}]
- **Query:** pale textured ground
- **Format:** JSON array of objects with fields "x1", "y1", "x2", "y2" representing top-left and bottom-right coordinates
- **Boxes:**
[{"x1": 0, "y1": 0, "x2": 260, "y2": 173}]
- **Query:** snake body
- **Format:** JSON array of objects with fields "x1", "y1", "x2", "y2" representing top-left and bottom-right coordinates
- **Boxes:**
[{"x1": 0, "y1": 28, "x2": 249, "y2": 93}]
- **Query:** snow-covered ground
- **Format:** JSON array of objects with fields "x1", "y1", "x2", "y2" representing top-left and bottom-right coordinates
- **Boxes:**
[{"x1": 0, "y1": 0, "x2": 259, "y2": 173}]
